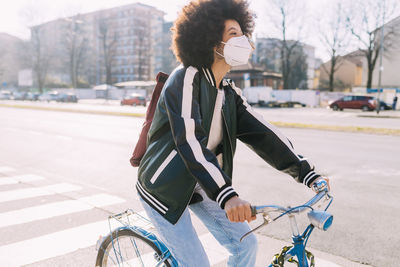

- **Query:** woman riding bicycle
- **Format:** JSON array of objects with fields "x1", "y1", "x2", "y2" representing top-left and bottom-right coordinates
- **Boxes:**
[{"x1": 136, "y1": 0, "x2": 330, "y2": 266}]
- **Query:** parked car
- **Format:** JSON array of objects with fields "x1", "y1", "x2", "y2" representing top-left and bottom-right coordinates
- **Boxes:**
[
  {"x1": 39, "y1": 91, "x2": 59, "y2": 102},
  {"x1": 12, "y1": 92, "x2": 28, "y2": 100},
  {"x1": 330, "y1": 95, "x2": 377, "y2": 111},
  {"x1": 56, "y1": 93, "x2": 78, "y2": 103},
  {"x1": 26, "y1": 92, "x2": 40, "y2": 101},
  {"x1": 121, "y1": 93, "x2": 146, "y2": 106},
  {"x1": 0, "y1": 90, "x2": 12, "y2": 100}
]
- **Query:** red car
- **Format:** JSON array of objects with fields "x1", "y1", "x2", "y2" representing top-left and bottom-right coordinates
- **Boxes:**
[
  {"x1": 121, "y1": 94, "x2": 146, "y2": 106},
  {"x1": 330, "y1": 95, "x2": 376, "y2": 111}
]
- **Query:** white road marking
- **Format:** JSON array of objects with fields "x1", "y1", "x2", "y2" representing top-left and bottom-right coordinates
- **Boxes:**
[
  {"x1": 0, "y1": 166, "x2": 16, "y2": 173},
  {"x1": 0, "y1": 183, "x2": 82, "y2": 203},
  {"x1": 0, "y1": 174, "x2": 45, "y2": 186},
  {"x1": 0, "y1": 194, "x2": 125, "y2": 228},
  {"x1": 0, "y1": 220, "x2": 111, "y2": 266},
  {"x1": 0, "y1": 210, "x2": 149, "y2": 266}
]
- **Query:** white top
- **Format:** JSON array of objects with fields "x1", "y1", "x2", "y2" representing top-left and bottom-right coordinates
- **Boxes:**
[
  {"x1": 195, "y1": 88, "x2": 224, "y2": 193},
  {"x1": 207, "y1": 88, "x2": 224, "y2": 153}
]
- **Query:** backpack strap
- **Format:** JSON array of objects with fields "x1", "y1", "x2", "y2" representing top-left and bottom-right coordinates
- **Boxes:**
[{"x1": 130, "y1": 72, "x2": 169, "y2": 167}]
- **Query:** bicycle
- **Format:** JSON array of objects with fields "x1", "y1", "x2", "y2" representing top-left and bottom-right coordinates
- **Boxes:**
[{"x1": 95, "y1": 180, "x2": 333, "y2": 267}]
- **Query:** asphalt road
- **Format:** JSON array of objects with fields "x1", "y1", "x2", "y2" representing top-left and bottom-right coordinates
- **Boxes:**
[{"x1": 0, "y1": 106, "x2": 399, "y2": 266}]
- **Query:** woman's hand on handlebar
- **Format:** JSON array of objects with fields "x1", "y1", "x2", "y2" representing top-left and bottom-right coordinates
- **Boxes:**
[
  {"x1": 224, "y1": 196, "x2": 256, "y2": 223},
  {"x1": 310, "y1": 177, "x2": 330, "y2": 193}
]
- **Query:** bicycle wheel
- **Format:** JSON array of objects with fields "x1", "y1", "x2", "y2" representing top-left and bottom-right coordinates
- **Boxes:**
[{"x1": 95, "y1": 228, "x2": 171, "y2": 267}]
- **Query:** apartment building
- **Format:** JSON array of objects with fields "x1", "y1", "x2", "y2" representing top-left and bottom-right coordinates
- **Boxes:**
[{"x1": 30, "y1": 3, "x2": 165, "y2": 87}]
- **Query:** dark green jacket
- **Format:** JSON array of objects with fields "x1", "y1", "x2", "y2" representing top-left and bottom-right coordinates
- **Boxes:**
[{"x1": 137, "y1": 65, "x2": 320, "y2": 224}]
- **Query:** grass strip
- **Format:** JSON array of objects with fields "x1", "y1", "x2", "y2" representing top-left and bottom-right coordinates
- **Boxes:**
[{"x1": 270, "y1": 121, "x2": 400, "y2": 136}]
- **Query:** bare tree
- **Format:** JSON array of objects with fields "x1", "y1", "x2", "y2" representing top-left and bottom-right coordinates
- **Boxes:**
[
  {"x1": 346, "y1": 0, "x2": 398, "y2": 89},
  {"x1": 63, "y1": 15, "x2": 89, "y2": 88},
  {"x1": 97, "y1": 13, "x2": 118, "y2": 85},
  {"x1": 30, "y1": 25, "x2": 51, "y2": 93},
  {"x1": 319, "y1": 2, "x2": 349, "y2": 91},
  {"x1": 267, "y1": 0, "x2": 307, "y2": 89},
  {"x1": 20, "y1": 3, "x2": 56, "y2": 93}
]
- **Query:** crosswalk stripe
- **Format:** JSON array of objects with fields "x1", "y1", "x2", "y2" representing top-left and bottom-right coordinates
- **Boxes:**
[
  {"x1": 0, "y1": 194, "x2": 125, "y2": 228},
  {"x1": 0, "y1": 174, "x2": 45, "y2": 186},
  {"x1": 0, "y1": 183, "x2": 82, "y2": 203},
  {"x1": 0, "y1": 166, "x2": 16, "y2": 173},
  {"x1": 0, "y1": 220, "x2": 111, "y2": 266}
]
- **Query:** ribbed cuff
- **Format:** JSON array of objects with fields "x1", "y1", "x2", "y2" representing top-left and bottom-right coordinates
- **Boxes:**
[
  {"x1": 216, "y1": 185, "x2": 238, "y2": 209},
  {"x1": 303, "y1": 171, "x2": 320, "y2": 188}
]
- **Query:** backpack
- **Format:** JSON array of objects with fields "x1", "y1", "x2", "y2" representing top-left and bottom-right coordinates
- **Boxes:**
[{"x1": 130, "y1": 72, "x2": 169, "y2": 167}]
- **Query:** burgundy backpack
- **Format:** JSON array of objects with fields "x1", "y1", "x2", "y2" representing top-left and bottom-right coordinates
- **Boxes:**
[{"x1": 130, "y1": 72, "x2": 169, "y2": 167}]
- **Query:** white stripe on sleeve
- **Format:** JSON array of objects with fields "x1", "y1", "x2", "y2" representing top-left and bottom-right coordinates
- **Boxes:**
[{"x1": 180, "y1": 67, "x2": 226, "y2": 188}]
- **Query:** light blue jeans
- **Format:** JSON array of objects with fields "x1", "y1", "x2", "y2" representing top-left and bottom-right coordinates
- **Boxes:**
[{"x1": 139, "y1": 189, "x2": 258, "y2": 267}]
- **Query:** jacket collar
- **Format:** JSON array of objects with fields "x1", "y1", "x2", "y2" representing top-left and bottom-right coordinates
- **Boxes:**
[
  {"x1": 201, "y1": 67, "x2": 229, "y2": 89},
  {"x1": 201, "y1": 67, "x2": 216, "y2": 87}
]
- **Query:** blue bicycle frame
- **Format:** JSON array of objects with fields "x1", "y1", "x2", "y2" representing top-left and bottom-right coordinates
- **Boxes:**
[{"x1": 267, "y1": 224, "x2": 316, "y2": 267}]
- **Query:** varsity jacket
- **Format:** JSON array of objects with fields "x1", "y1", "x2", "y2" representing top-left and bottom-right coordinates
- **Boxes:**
[{"x1": 136, "y1": 65, "x2": 321, "y2": 225}]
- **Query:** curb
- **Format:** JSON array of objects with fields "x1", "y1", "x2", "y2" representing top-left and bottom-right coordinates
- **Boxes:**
[
  {"x1": 357, "y1": 114, "x2": 400, "y2": 119},
  {"x1": 1, "y1": 103, "x2": 399, "y2": 136}
]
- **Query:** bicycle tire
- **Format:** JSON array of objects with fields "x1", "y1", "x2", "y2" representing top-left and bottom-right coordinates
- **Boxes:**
[{"x1": 95, "y1": 228, "x2": 171, "y2": 267}]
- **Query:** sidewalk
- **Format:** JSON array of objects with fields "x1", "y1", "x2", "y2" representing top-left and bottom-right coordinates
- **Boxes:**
[{"x1": 1, "y1": 100, "x2": 400, "y2": 136}]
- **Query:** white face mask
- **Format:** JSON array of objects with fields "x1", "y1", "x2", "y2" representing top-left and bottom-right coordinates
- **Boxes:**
[{"x1": 216, "y1": 35, "x2": 253, "y2": 66}]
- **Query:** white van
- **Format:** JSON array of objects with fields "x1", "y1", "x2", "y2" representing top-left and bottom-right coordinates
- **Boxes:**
[{"x1": 242, "y1": 86, "x2": 275, "y2": 106}]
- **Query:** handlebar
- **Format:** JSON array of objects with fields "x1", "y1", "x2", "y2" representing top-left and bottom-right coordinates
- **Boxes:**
[
  {"x1": 251, "y1": 179, "x2": 331, "y2": 217},
  {"x1": 251, "y1": 190, "x2": 330, "y2": 217},
  {"x1": 240, "y1": 180, "x2": 332, "y2": 241}
]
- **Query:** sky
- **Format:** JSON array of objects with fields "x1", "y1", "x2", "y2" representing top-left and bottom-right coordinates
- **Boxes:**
[{"x1": 1, "y1": 0, "x2": 398, "y2": 62}]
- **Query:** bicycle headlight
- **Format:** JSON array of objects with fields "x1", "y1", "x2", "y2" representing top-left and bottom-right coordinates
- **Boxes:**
[{"x1": 307, "y1": 210, "x2": 333, "y2": 231}]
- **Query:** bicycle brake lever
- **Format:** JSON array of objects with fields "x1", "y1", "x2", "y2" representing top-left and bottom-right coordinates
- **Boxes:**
[{"x1": 240, "y1": 216, "x2": 270, "y2": 242}]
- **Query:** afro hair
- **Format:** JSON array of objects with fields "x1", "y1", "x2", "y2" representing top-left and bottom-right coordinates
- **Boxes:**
[{"x1": 171, "y1": 0, "x2": 255, "y2": 69}]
